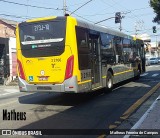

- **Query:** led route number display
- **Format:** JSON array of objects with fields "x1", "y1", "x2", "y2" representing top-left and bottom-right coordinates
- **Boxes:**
[{"x1": 32, "y1": 24, "x2": 51, "y2": 33}]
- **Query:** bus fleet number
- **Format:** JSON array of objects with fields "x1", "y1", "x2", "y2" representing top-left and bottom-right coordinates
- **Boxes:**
[{"x1": 51, "y1": 58, "x2": 61, "y2": 62}]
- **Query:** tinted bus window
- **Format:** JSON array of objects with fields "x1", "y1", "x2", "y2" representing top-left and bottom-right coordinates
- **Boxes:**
[
  {"x1": 123, "y1": 38, "x2": 132, "y2": 63},
  {"x1": 19, "y1": 18, "x2": 66, "y2": 57},
  {"x1": 76, "y1": 26, "x2": 91, "y2": 70},
  {"x1": 100, "y1": 33, "x2": 114, "y2": 63},
  {"x1": 100, "y1": 33, "x2": 113, "y2": 49},
  {"x1": 114, "y1": 36, "x2": 123, "y2": 63}
]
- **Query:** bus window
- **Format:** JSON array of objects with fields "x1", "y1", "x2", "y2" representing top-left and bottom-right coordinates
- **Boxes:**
[
  {"x1": 114, "y1": 36, "x2": 123, "y2": 63},
  {"x1": 123, "y1": 38, "x2": 132, "y2": 63},
  {"x1": 19, "y1": 19, "x2": 66, "y2": 57},
  {"x1": 76, "y1": 26, "x2": 91, "y2": 70},
  {"x1": 100, "y1": 33, "x2": 114, "y2": 63}
]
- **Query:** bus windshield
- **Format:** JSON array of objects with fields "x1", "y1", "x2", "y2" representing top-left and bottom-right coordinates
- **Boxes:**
[{"x1": 19, "y1": 18, "x2": 66, "y2": 57}]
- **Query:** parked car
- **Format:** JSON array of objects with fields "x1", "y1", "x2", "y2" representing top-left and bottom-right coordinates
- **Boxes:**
[
  {"x1": 145, "y1": 58, "x2": 150, "y2": 66},
  {"x1": 157, "y1": 57, "x2": 160, "y2": 63},
  {"x1": 149, "y1": 58, "x2": 158, "y2": 64}
]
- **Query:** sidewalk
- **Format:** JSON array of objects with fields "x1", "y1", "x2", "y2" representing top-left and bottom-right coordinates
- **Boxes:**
[
  {"x1": 0, "y1": 85, "x2": 18, "y2": 89},
  {"x1": 0, "y1": 80, "x2": 18, "y2": 86},
  {"x1": 124, "y1": 90, "x2": 160, "y2": 137}
]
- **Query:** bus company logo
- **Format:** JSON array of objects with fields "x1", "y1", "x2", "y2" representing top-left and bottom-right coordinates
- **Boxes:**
[
  {"x1": 40, "y1": 70, "x2": 45, "y2": 76},
  {"x1": 26, "y1": 60, "x2": 33, "y2": 64},
  {"x1": 32, "y1": 45, "x2": 37, "y2": 49}
]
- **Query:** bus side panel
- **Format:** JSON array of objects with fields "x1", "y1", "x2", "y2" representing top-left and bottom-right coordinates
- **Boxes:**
[{"x1": 65, "y1": 17, "x2": 79, "y2": 80}]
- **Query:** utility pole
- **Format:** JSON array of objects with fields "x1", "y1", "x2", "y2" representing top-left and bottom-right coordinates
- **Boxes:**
[
  {"x1": 156, "y1": 34, "x2": 158, "y2": 57},
  {"x1": 120, "y1": 16, "x2": 125, "y2": 31},
  {"x1": 119, "y1": 18, "x2": 122, "y2": 31},
  {"x1": 63, "y1": 0, "x2": 67, "y2": 15},
  {"x1": 115, "y1": 12, "x2": 124, "y2": 31},
  {"x1": 135, "y1": 20, "x2": 144, "y2": 35}
]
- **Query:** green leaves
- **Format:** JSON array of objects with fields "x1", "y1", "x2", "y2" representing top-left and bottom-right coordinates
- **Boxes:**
[{"x1": 150, "y1": 0, "x2": 160, "y2": 23}]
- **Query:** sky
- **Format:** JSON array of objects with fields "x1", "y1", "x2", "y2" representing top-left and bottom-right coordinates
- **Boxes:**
[{"x1": 0, "y1": 0, "x2": 158, "y2": 42}]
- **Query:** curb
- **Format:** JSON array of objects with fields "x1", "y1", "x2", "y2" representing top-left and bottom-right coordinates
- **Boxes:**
[{"x1": 123, "y1": 94, "x2": 160, "y2": 138}]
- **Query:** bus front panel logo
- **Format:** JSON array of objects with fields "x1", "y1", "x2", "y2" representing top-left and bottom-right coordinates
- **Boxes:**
[{"x1": 40, "y1": 70, "x2": 45, "y2": 76}]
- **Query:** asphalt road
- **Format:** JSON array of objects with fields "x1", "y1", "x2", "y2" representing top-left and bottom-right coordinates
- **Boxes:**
[{"x1": 0, "y1": 64, "x2": 160, "y2": 138}]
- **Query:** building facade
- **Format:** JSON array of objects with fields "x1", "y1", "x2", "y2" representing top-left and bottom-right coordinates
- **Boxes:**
[{"x1": 0, "y1": 18, "x2": 17, "y2": 85}]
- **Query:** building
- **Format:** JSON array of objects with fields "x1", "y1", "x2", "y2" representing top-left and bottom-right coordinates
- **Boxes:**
[
  {"x1": 146, "y1": 41, "x2": 160, "y2": 58},
  {"x1": 0, "y1": 18, "x2": 17, "y2": 85}
]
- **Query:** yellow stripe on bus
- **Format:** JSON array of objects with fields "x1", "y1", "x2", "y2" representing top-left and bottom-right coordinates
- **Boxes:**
[
  {"x1": 102, "y1": 76, "x2": 107, "y2": 79},
  {"x1": 114, "y1": 69, "x2": 133, "y2": 76},
  {"x1": 78, "y1": 80, "x2": 91, "y2": 84},
  {"x1": 79, "y1": 69, "x2": 134, "y2": 84}
]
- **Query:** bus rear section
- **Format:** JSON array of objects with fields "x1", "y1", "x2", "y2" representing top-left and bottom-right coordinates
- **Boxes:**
[{"x1": 16, "y1": 17, "x2": 78, "y2": 93}]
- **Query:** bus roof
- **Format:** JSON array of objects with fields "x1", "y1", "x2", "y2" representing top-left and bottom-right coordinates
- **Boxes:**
[
  {"x1": 75, "y1": 16, "x2": 132, "y2": 39},
  {"x1": 20, "y1": 15, "x2": 133, "y2": 40}
]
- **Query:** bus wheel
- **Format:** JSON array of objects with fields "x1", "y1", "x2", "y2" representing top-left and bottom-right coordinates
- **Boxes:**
[{"x1": 106, "y1": 71, "x2": 113, "y2": 92}]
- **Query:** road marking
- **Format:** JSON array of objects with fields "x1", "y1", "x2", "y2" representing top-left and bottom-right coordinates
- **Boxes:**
[
  {"x1": 109, "y1": 125, "x2": 117, "y2": 129},
  {"x1": 0, "y1": 91, "x2": 19, "y2": 96},
  {"x1": 120, "y1": 82, "x2": 160, "y2": 120},
  {"x1": 4, "y1": 89, "x2": 19, "y2": 92},
  {"x1": 107, "y1": 82, "x2": 160, "y2": 131},
  {"x1": 98, "y1": 82, "x2": 160, "y2": 138},
  {"x1": 97, "y1": 134, "x2": 106, "y2": 138},
  {"x1": 152, "y1": 74, "x2": 159, "y2": 77},
  {"x1": 114, "y1": 121, "x2": 121, "y2": 124},
  {"x1": 140, "y1": 73, "x2": 148, "y2": 76},
  {"x1": 148, "y1": 65, "x2": 159, "y2": 68},
  {"x1": 123, "y1": 96, "x2": 160, "y2": 138}
]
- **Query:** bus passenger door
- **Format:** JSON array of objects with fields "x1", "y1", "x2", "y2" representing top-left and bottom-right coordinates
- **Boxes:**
[{"x1": 89, "y1": 34, "x2": 101, "y2": 89}]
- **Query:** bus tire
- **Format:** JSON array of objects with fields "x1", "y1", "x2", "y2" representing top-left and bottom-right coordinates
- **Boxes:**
[{"x1": 105, "y1": 71, "x2": 113, "y2": 92}]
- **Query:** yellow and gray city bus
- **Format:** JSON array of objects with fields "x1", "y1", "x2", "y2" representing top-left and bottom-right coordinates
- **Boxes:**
[{"x1": 16, "y1": 15, "x2": 145, "y2": 93}]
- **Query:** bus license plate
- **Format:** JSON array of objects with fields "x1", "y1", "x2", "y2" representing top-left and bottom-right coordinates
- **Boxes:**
[
  {"x1": 37, "y1": 86, "x2": 52, "y2": 90},
  {"x1": 38, "y1": 76, "x2": 49, "y2": 81}
]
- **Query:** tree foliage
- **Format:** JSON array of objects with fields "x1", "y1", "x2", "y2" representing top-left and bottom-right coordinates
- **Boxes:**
[{"x1": 150, "y1": 0, "x2": 160, "y2": 24}]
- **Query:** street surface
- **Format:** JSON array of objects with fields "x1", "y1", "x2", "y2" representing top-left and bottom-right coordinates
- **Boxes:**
[{"x1": 0, "y1": 64, "x2": 160, "y2": 138}]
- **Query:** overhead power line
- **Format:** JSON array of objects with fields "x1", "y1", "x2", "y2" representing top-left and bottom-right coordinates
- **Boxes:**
[
  {"x1": 70, "y1": 0, "x2": 94, "y2": 15},
  {"x1": 95, "y1": 17, "x2": 115, "y2": 24},
  {"x1": 72, "y1": 12, "x2": 95, "y2": 23},
  {"x1": 0, "y1": 13, "x2": 35, "y2": 19},
  {"x1": 0, "y1": 0, "x2": 62, "y2": 10},
  {"x1": 81, "y1": 6, "x2": 150, "y2": 17}
]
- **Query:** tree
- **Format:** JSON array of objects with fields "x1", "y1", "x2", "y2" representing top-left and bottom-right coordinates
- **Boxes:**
[{"x1": 150, "y1": 0, "x2": 160, "y2": 24}]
